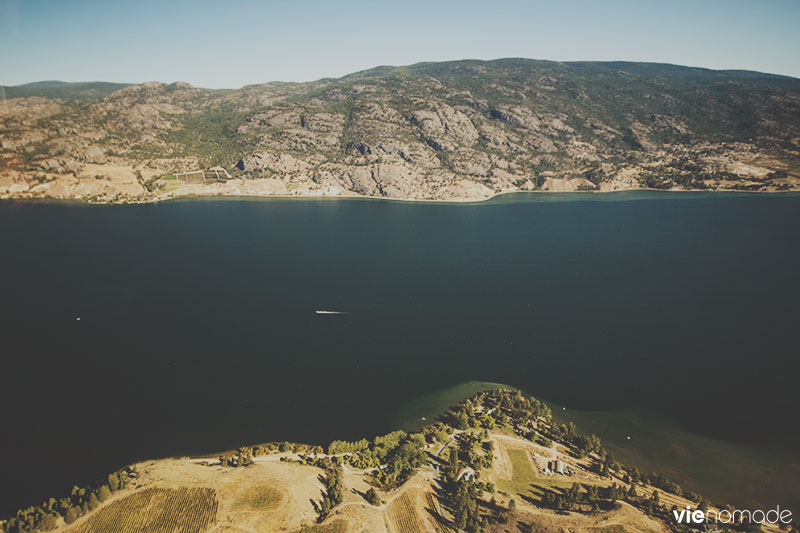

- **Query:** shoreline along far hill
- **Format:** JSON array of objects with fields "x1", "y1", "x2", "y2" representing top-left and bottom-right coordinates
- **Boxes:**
[{"x1": 2, "y1": 58, "x2": 800, "y2": 204}]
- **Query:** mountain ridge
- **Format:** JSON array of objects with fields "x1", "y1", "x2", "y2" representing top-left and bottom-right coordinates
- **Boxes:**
[
  {"x1": 2, "y1": 58, "x2": 799, "y2": 202},
  {"x1": 5, "y1": 59, "x2": 797, "y2": 96}
]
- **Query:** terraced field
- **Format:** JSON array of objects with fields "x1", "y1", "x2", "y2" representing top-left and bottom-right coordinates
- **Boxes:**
[
  {"x1": 425, "y1": 492, "x2": 453, "y2": 533},
  {"x1": 387, "y1": 492, "x2": 424, "y2": 533},
  {"x1": 68, "y1": 487, "x2": 218, "y2": 533}
]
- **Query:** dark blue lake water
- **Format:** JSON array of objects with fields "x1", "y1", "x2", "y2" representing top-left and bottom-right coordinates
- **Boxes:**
[{"x1": 1, "y1": 192, "x2": 798, "y2": 515}]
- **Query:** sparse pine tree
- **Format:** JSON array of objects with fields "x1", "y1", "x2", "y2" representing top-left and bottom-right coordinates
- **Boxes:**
[
  {"x1": 40, "y1": 514, "x2": 57, "y2": 531},
  {"x1": 64, "y1": 506, "x2": 79, "y2": 524},
  {"x1": 97, "y1": 485, "x2": 111, "y2": 502},
  {"x1": 364, "y1": 488, "x2": 380, "y2": 506}
]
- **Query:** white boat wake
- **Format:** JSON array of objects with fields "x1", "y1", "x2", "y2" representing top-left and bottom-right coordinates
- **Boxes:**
[{"x1": 315, "y1": 310, "x2": 351, "y2": 315}]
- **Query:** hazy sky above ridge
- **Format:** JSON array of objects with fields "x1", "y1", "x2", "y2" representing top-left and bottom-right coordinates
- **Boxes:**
[{"x1": 2, "y1": 0, "x2": 799, "y2": 88}]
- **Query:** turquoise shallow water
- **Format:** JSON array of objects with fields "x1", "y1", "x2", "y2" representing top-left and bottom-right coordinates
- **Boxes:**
[{"x1": 1, "y1": 191, "x2": 798, "y2": 515}]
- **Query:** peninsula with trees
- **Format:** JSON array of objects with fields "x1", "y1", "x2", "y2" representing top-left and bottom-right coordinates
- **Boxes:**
[{"x1": 2, "y1": 388, "x2": 794, "y2": 533}]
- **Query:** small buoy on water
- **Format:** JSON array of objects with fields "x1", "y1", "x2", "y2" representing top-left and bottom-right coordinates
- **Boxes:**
[
  {"x1": 421, "y1": 417, "x2": 426, "y2": 421},
  {"x1": 627, "y1": 436, "x2": 631, "y2": 440},
  {"x1": 76, "y1": 317, "x2": 81, "y2": 321}
]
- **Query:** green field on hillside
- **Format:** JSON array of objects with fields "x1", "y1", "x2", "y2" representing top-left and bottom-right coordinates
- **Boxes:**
[{"x1": 395, "y1": 381, "x2": 800, "y2": 509}]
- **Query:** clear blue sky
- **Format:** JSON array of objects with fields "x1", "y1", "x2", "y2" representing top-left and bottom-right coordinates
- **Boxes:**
[{"x1": 2, "y1": 0, "x2": 799, "y2": 88}]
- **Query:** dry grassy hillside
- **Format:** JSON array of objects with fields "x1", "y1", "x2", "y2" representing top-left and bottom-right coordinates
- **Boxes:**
[{"x1": 2, "y1": 59, "x2": 800, "y2": 202}]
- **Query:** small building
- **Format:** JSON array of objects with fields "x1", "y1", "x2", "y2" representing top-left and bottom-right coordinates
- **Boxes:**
[
  {"x1": 457, "y1": 467, "x2": 476, "y2": 481},
  {"x1": 549, "y1": 459, "x2": 566, "y2": 475}
]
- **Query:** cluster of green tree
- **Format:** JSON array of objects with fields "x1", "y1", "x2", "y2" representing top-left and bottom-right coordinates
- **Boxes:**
[
  {"x1": 572, "y1": 433, "x2": 602, "y2": 458},
  {"x1": 277, "y1": 441, "x2": 322, "y2": 455},
  {"x1": 535, "y1": 420, "x2": 626, "y2": 484},
  {"x1": 208, "y1": 442, "x2": 326, "y2": 471},
  {"x1": 628, "y1": 485, "x2": 718, "y2": 528},
  {"x1": 328, "y1": 430, "x2": 426, "y2": 488},
  {"x1": 461, "y1": 392, "x2": 609, "y2": 474},
  {"x1": 421, "y1": 422, "x2": 452, "y2": 445},
  {"x1": 450, "y1": 389, "x2": 753, "y2": 529},
  {"x1": 549, "y1": 421, "x2": 604, "y2": 459},
  {"x1": 590, "y1": 452, "x2": 621, "y2": 479},
  {"x1": 490, "y1": 388, "x2": 550, "y2": 424},
  {"x1": 450, "y1": 478, "x2": 486, "y2": 532},
  {"x1": 449, "y1": 389, "x2": 552, "y2": 437},
  {"x1": 218, "y1": 447, "x2": 254, "y2": 467},
  {"x1": 484, "y1": 496, "x2": 516, "y2": 527},
  {"x1": 618, "y1": 466, "x2": 702, "y2": 504},
  {"x1": 363, "y1": 488, "x2": 381, "y2": 506},
  {"x1": 644, "y1": 490, "x2": 662, "y2": 516},
  {"x1": 628, "y1": 487, "x2": 687, "y2": 524},
  {"x1": 212, "y1": 441, "x2": 322, "y2": 463},
  {"x1": 455, "y1": 431, "x2": 494, "y2": 471},
  {"x1": 314, "y1": 458, "x2": 344, "y2": 523},
  {"x1": 370, "y1": 432, "x2": 426, "y2": 487},
  {"x1": 450, "y1": 401, "x2": 497, "y2": 431},
  {"x1": 540, "y1": 482, "x2": 624, "y2": 513},
  {"x1": 327, "y1": 438, "x2": 370, "y2": 455},
  {"x1": 278, "y1": 452, "x2": 318, "y2": 467},
  {"x1": 445, "y1": 389, "x2": 748, "y2": 522},
  {"x1": 644, "y1": 471, "x2": 699, "y2": 502},
  {"x1": 436, "y1": 443, "x2": 509, "y2": 532},
  {"x1": 2, "y1": 468, "x2": 135, "y2": 533}
]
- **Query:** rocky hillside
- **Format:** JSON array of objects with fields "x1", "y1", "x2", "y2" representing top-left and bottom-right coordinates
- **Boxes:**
[{"x1": 2, "y1": 59, "x2": 800, "y2": 202}]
